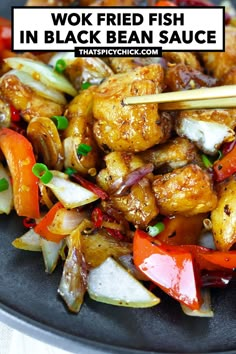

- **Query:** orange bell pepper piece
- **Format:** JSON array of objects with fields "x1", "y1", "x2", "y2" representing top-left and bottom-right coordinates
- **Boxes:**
[
  {"x1": 0, "y1": 128, "x2": 40, "y2": 218},
  {"x1": 34, "y1": 202, "x2": 65, "y2": 243}
]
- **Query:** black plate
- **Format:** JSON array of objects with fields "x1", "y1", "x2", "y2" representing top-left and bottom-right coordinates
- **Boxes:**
[{"x1": 1, "y1": 1, "x2": 236, "y2": 353}]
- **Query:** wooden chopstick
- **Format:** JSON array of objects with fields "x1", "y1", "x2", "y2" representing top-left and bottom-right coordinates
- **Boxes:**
[
  {"x1": 159, "y1": 97, "x2": 236, "y2": 111},
  {"x1": 123, "y1": 85, "x2": 236, "y2": 110}
]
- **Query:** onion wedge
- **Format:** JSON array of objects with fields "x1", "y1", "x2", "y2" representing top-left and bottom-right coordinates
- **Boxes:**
[
  {"x1": 48, "y1": 208, "x2": 88, "y2": 235},
  {"x1": 1, "y1": 70, "x2": 67, "y2": 105},
  {"x1": 58, "y1": 224, "x2": 87, "y2": 312},
  {"x1": 87, "y1": 257, "x2": 160, "y2": 308},
  {"x1": 41, "y1": 238, "x2": 64, "y2": 273},
  {"x1": 181, "y1": 288, "x2": 214, "y2": 317},
  {"x1": 46, "y1": 172, "x2": 99, "y2": 208},
  {"x1": 12, "y1": 228, "x2": 41, "y2": 252},
  {"x1": 4, "y1": 57, "x2": 77, "y2": 97},
  {"x1": 0, "y1": 162, "x2": 13, "y2": 215}
]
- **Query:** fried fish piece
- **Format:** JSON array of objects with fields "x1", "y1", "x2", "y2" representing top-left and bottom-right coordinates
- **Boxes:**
[
  {"x1": 0, "y1": 75, "x2": 63, "y2": 122},
  {"x1": 200, "y1": 26, "x2": 236, "y2": 79},
  {"x1": 152, "y1": 164, "x2": 217, "y2": 216},
  {"x1": 97, "y1": 151, "x2": 159, "y2": 228},
  {"x1": 93, "y1": 64, "x2": 172, "y2": 153}
]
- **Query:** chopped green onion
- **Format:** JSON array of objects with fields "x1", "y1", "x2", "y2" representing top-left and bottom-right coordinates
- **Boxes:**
[
  {"x1": 217, "y1": 150, "x2": 223, "y2": 160},
  {"x1": 51, "y1": 115, "x2": 69, "y2": 130},
  {"x1": 201, "y1": 154, "x2": 213, "y2": 169},
  {"x1": 147, "y1": 222, "x2": 165, "y2": 237},
  {"x1": 64, "y1": 167, "x2": 77, "y2": 176},
  {"x1": 32, "y1": 163, "x2": 53, "y2": 184},
  {"x1": 55, "y1": 59, "x2": 67, "y2": 74},
  {"x1": 77, "y1": 143, "x2": 92, "y2": 156},
  {"x1": 81, "y1": 82, "x2": 92, "y2": 90},
  {"x1": 0, "y1": 178, "x2": 9, "y2": 192}
]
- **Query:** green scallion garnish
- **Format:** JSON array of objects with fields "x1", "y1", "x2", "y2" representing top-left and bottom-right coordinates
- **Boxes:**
[
  {"x1": 51, "y1": 115, "x2": 69, "y2": 130},
  {"x1": 201, "y1": 154, "x2": 213, "y2": 169},
  {"x1": 32, "y1": 163, "x2": 53, "y2": 184},
  {"x1": 81, "y1": 82, "x2": 92, "y2": 90},
  {"x1": 147, "y1": 222, "x2": 165, "y2": 237},
  {"x1": 77, "y1": 143, "x2": 92, "y2": 156},
  {"x1": 0, "y1": 178, "x2": 9, "y2": 192},
  {"x1": 217, "y1": 150, "x2": 223, "y2": 160},
  {"x1": 55, "y1": 59, "x2": 67, "y2": 74},
  {"x1": 64, "y1": 167, "x2": 77, "y2": 176}
]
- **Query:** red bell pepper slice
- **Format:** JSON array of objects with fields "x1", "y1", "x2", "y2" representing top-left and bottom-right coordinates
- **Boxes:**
[
  {"x1": 213, "y1": 145, "x2": 236, "y2": 182},
  {"x1": 133, "y1": 230, "x2": 236, "y2": 309},
  {"x1": 0, "y1": 128, "x2": 40, "y2": 219},
  {"x1": 34, "y1": 202, "x2": 65, "y2": 243},
  {"x1": 133, "y1": 230, "x2": 202, "y2": 310}
]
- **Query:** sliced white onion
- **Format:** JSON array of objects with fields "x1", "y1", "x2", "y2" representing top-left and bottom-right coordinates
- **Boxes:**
[
  {"x1": 46, "y1": 172, "x2": 99, "y2": 208},
  {"x1": 181, "y1": 288, "x2": 214, "y2": 317},
  {"x1": 48, "y1": 52, "x2": 76, "y2": 67},
  {"x1": 1, "y1": 70, "x2": 67, "y2": 105},
  {"x1": 0, "y1": 163, "x2": 13, "y2": 215},
  {"x1": 4, "y1": 57, "x2": 77, "y2": 97},
  {"x1": 88, "y1": 257, "x2": 160, "y2": 308},
  {"x1": 12, "y1": 228, "x2": 41, "y2": 252},
  {"x1": 49, "y1": 54, "x2": 113, "y2": 84},
  {"x1": 48, "y1": 208, "x2": 88, "y2": 235},
  {"x1": 41, "y1": 238, "x2": 64, "y2": 273}
]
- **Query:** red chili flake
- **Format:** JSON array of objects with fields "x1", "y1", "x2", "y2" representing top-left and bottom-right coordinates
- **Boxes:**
[
  {"x1": 91, "y1": 207, "x2": 103, "y2": 228},
  {"x1": 106, "y1": 228, "x2": 125, "y2": 241},
  {"x1": 23, "y1": 217, "x2": 36, "y2": 229},
  {"x1": 10, "y1": 105, "x2": 21, "y2": 122}
]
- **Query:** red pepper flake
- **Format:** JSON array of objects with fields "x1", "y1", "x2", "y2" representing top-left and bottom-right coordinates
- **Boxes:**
[
  {"x1": 91, "y1": 207, "x2": 103, "y2": 228},
  {"x1": 10, "y1": 105, "x2": 21, "y2": 122},
  {"x1": 23, "y1": 217, "x2": 36, "y2": 229},
  {"x1": 106, "y1": 227, "x2": 125, "y2": 241}
]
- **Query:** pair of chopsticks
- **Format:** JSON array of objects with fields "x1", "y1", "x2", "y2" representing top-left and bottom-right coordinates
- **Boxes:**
[{"x1": 123, "y1": 85, "x2": 236, "y2": 110}]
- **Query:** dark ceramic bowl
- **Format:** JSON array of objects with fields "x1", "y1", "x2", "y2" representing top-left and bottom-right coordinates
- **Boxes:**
[{"x1": 0, "y1": 1, "x2": 235, "y2": 353}]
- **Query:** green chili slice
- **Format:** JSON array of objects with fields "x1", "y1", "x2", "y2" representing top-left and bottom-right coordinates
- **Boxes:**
[
  {"x1": 201, "y1": 154, "x2": 213, "y2": 169},
  {"x1": 64, "y1": 167, "x2": 77, "y2": 176},
  {"x1": 51, "y1": 115, "x2": 69, "y2": 130},
  {"x1": 32, "y1": 163, "x2": 53, "y2": 184},
  {"x1": 77, "y1": 143, "x2": 92, "y2": 156},
  {"x1": 147, "y1": 222, "x2": 165, "y2": 237},
  {"x1": 0, "y1": 178, "x2": 9, "y2": 192},
  {"x1": 55, "y1": 59, "x2": 67, "y2": 73},
  {"x1": 81, "y1": 82, "x2": 92, "y2": 90}
]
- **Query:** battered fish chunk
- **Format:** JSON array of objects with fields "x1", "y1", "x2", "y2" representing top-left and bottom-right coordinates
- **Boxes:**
[
  {"x1": 163, "y1": 52, "x2": 201, "y2": 70},
  {"x1": 165, "y1": 64, "x2": 217, "y2": 91},
  {"x1": 176, "y1": 109, "x2": 236, "y2": 155},
  {"x1": 97, "y1": 152, "x2": 159, "y2": 228},
  {"x1": 153, "y1": 164, "x2": 217, "y2": 216},
  {"x1": 200, "y1": 26, "x2": 236, "y2": 79},
  {"x1": 0, "y1": 75, "x2": 63, "y2": 122},
  {"x1": 140, "y1": 137, "x2": 201, "y2": 173},
  {"x1": 93, "y1": 64, "x2": 172, "y2": 153},
  {"x1": 63, "y1": 87, "x2": 100, "y2": 175},
  {"x1": 105, "y1": 58, "x2": 164, "y2": 74}
]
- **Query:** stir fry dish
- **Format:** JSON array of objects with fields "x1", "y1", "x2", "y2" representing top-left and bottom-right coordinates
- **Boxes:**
[{"x1": 1, "y1": 0, "x2": 236, "y2": 317}]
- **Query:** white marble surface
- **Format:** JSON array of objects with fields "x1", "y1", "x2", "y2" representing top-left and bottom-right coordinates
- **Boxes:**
[{"x1": 0, "y1": 322, "x2": 72, "y2": 354}]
